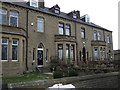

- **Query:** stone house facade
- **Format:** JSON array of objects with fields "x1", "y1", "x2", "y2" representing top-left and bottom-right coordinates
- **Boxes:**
[{"x1": 0, "y1": 0, "x2": 114, "y2": 77}]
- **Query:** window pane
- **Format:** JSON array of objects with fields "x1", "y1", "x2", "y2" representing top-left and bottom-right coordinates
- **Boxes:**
[
  {"x1": 12, "y1": 46, "x2": 18, "y2": 60},
  {"x1": 38, "y1": 18, "x2": 44, "y2": 32},
  {"x1": 94, "y1": 31, "x2": 97, "y2": 40},
  {"x1": 66, "y1": 44, "x2": 69, "y2": 59},
  {"x1": 2, "y1": 45, "x2": 8, "y2": 60},
  {"x1": 59, "y1": 23, "x2": 64, "y2": 35},
  {"x1": 98, "y1": 32, "x2": 101, "y2": 40},
  {"x1": 58, "y1": 44, "x2": 63, "y2": 60},
  {"x1": 94, "y1": 48, "x2": 98, "y2": 60},
  {"x1": 81, "y1": 28, "x2": 85, "y2": 39},
  {"x1": 0, "y1": 9, "x2": 7, "y2": 25},
  {"x1": 66, "y1": 24, "x2": 70, "y2": 35},
  {"x1": 10, "y1": 17, "x2": 18, "y2": 27},
  {"x1": 71, "y1": 45, "x2": 75, "y2": 61},
  {"x1": 12, "y1": 40, "x2": 18, "y2": 60},
  {"x1": 10, "y1": 11, "x2": 18, "y2": 27}
]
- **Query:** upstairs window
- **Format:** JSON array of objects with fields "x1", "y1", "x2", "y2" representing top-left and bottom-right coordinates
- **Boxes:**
[
  {"x1": 94, "y1": 31, "x2": 97, "y2": 40},
  {"x1": 38, "y1": 17, "x2": 44, "y2": 32},
  {"x1": 55, "y1": 7, "x2": 60, "y2": 14},
  {"x1": 1, "y1": 38, "x2": 8, "y2": 61},
  {"x1": 65, "y1": 24, "x2": 71, "y2": 36},
  {"x1": 107, "y1": 35, "x2": 110, "y2": 43},
  {"x1": 81, "y1": 27, "x2": 85, "y2": 39},
  {"x1": 59, "y1": 23, "x2": 64, "y2": 35},
  {"x1": 98, "y1": 32, "x2": 101, "y2": 40},
  {"x1": 73, "y1": 13, "x2": 77, "y2": 19},
  {"x1": 0, "y1": 9, "x2": 7, "y2": 25},
  {"x1": 9, "y1": 11, "x2": 18, "y2": 27},
  {"x1": 12, "y1": 39, "x2": 18, "y2": 61},
  {"x1": 30, "y1": 0, "x2": 38, "y2": 8}
]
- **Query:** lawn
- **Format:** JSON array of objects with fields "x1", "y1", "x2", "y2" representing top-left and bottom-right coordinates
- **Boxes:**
[{"x1": 3, "y1": 72, "x2": 53, "y2": 84}]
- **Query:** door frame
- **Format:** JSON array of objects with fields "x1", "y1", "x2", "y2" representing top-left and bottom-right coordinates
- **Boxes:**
[{"x1": 37, "y1": 48, "x2": 44, "y2": 67}]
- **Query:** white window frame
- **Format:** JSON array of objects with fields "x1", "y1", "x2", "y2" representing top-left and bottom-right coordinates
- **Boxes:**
[
  {"x1": 1, "y1": 38, "x2": 8, "y2": 62},
  {"x1": 12, "y1": 39, "x2": 18, "y2": 61},
  {"x1": 98, "y1": 32, "x2": 101, "y2": 40},
  {"x1": 59, "y1": 23, "x2": 64, "y2": 35},
  {"x1": 37, "y1": 17, "x2": 44, "y2": 32},
  {"x1": 81, "y1": 28, "x2": 85, "y2": 39},
  {"x1": 65, "y1": 24, "x2": 70, "y2": 36},
  {"x1": 94, "y1": 31, "x2": 97, "y2": 40},
  {"x1": 30, "y1": 0, "x2": 38, "y2": 8},
  {"x1": 73, "y1": 13, "x2": 77, "y2": 19},
  {"x1": 55, "y1": 7, "x2": 60, "y2": 14},
  {"x1": 9, "y1": 11, "x2": 18, "y2": 27},
  {"x1": 107, "y1": 35, "x2": 110, "y2": 43},
  {"x1": 0, "y1": 9, "x2": 7, "y2": 25},
  {"x1": 94, "y1": 48, "x2": 99, "y2": 61}
]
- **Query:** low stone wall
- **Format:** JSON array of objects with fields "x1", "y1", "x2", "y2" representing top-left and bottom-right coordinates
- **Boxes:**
[{"x1": 7, "y1": 72, "x2": 119, "y2": 88}]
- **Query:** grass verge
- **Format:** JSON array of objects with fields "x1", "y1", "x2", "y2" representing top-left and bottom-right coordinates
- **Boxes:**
[{"x1": 3, "y1": 72, "x2": 53, "y2": 84}]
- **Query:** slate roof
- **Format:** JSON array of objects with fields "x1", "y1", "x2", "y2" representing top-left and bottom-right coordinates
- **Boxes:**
[{"x1": 1, "y1": 1, "x2": 112, "y2": 32}]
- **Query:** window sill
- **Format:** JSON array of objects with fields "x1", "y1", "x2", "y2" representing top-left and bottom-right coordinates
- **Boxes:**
[
  {"x1": 11, "y1": 60, "x2": 18, "y2": 62},
  {"x1": 0, "y1": 60, "x2": 8, "y2": 62}
]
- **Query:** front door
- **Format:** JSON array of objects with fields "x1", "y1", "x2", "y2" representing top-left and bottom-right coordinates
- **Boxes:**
[{"x1": 37, "y1": 49, "x2": 43, "y2": 66}]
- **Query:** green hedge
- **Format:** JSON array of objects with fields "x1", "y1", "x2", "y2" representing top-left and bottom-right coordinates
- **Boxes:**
[
  {"x1": 53, "y1": 71, "x2": 63, "y2": 79},
  {"x1": 68, "y1": 69, "x2": 78, "y2": 77}
]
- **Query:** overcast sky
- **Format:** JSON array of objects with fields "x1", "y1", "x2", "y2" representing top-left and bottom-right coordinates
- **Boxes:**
[{"x1": 24, "y1": 0, "x2": 119, "y2": 50}]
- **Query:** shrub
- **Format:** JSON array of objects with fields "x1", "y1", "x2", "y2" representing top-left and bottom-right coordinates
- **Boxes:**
[
  {"x1": 53, "y1": 71, "x2": 63, "y2": 79},
  {"x1": 68, "y1": 69, "x2": 78, "y2": 77},
  {"x1": 49, "y1": 65, "x2": 57, "y2": 72}
]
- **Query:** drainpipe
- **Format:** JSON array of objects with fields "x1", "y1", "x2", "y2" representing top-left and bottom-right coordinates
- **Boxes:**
[{"x1": 26, "y1": 9, "x2": 29, "y2": 71}]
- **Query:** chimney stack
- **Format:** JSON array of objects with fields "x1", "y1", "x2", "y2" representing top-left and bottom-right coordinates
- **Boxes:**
[{"x1": 38, "y1": 0, "x2": 44, "y2": 8}]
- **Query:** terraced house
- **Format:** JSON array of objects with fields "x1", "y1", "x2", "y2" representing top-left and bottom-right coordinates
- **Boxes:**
[{"x1": 0, "y1": 0, "x2": 114, "y2": 77}]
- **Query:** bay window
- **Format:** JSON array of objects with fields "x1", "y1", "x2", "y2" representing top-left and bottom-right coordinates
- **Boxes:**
[
  {"x1": 12, "y1": 39, "x2": 18, "y2": 61},
  {"x1": 1, "y1": 38, "x2": 8, "y2": 61},
  {"x1": 58, "y1": 44, "x2": 63, "y2": 60}
]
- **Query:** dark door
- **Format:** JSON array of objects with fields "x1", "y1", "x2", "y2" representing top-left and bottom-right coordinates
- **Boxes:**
[
  {"x1": 37, "y1": 50, "x2": 43, "y2": 66},
  {"x1": 82, "y1": 47, "x2": 86, "y2": 62}
]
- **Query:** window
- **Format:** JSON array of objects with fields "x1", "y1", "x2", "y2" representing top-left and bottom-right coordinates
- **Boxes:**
[
  {"x1": 66, "y1": 44, "x2": 70, "y2": 59},
  {"x1": 73, "y1": 13, "x2": 77, "y2": 19},
  {"x1": 94, "y1": 48, "x2": 98, "y2": 60},
  {"x1": 46, "y1": 49, "x2": 49, "y2": 61},
  {"x1": 103, "y1": 48, "x2": 106, "y2": 59},
  {"x1": 9, "y1": 11, "x2": 18, "y2": 27},
  {"x1": 1, "y1": 38, "x2": 8, "y2": 61},
  {"x1": 55, "y1": 7, "x2": 60, "y2": 14},
  {"x1": 81, "y1": 27, "x2": 85, "y2": 39},
  {"x1": 94, "y1": 31, "x2": 97, "y2": 40},
  {"x1": 100, "y1": 47, "x2": 103, "y2": 59},
  {"x1": 66, "y1": 24, "x2": 71, "y2": 35},
  {"x1": 98, "y1": 32, "x2": 101, "y2": 40},
  {"x1": 58, "y1": 44, "x2": 63, "y2": 60},
  {"x1": 12, "y1": 39, "x2": 18, "y2": 61},
  {"x1": 33, "y1": 48, "x2": 36, "y2": 61},
  {"x1": 71, "y1": 45, "x2": 75, "y2": 61},
  {"x1": 0, "y1": 9, "x2": 7, "y2": 25},
  {"x1": 30, "y1": 0, "x2": 38, "y2": 7},
  {"x1": 38, "y1": 17, "x2": 44, "y2": 32},
  {"x1": 59, "y1": 23, "x2": 64, "y2": 35},
  {"x1": 107, "y1": 35, "x2": 110, "y2": 43}
]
